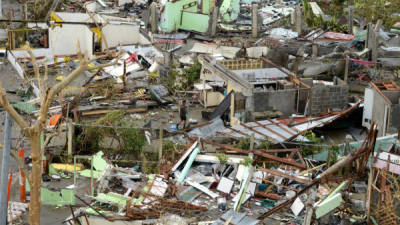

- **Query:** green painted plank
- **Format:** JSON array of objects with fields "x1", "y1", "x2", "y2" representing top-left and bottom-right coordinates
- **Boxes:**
[{"x1": 315, "y1": 193, "x2": 342, "y2": 219}]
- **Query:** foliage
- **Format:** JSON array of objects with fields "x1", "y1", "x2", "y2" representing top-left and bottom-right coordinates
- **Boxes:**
[
  {"x1": 355, "y1": 0, "x2": 400, "y2": 29},
  {"x1": 90, "y1": 79, "x2": 120, "y2": 98},
  {"x1": 148, "y1": 71, "x2": 159, "y2": 83},
  {"x1": 241, "y1": 157, "x2": 253, "y2": 167},
  {"x1": 76, "y1": 111, "x2": 146, "y2": 157},
  {"x1": 165, "y1": 60, "x2": 202, "y2": 92},
  {"x1": 258, "y1": 140, "x2": 272, "y2": 150},
  {"x1": 216, "y1": 152, "x2": 228, "y2": 164},
  {"x1": 235, "y1": 138, "x2": 250, "y2": 150},
  {"x1": 300, "y1": 131, "x2": 323, "y2": 156},
  {"x1": 327, "y1": 144, "x2": 340, "y2": 166},
  {"x1": 182, "y1": 60, "x2": 202, "y2": 89},
  {"x1": 303, "y1": 0, "x2": 347, "y2": 32}
]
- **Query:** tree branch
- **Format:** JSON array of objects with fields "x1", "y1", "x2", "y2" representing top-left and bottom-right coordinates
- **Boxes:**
[{"x1": 0, "y1": 82, "x2": 30, "y2": 136}]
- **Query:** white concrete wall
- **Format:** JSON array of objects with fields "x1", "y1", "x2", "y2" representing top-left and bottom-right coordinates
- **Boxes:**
[
  {"x1": 101, "y1": 24, "x2": 150, "y2": 52},
  {"x1": 49, "y1": 24, "x2": 93, "y2": 58}
]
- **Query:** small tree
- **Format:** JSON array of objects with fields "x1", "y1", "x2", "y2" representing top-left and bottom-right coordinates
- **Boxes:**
[{"x1": 0, "y1": 45, "x2": 116, "y2": 225}]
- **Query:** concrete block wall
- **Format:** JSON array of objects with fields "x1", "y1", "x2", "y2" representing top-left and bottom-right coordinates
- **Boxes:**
[
  {"x1": 310, "y1": 84, "x2": 348, "y2": 115},
  {"x1": 253, "y1": 89, "x2": 296, "y2": 116}
]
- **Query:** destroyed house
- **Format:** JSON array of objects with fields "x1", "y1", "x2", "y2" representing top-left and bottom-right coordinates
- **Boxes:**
[
  {"x1": 199, "y1": 55, "x2": 311, "y2": 124},
  {"x1": 363, "y1": 82, "x2": 400, "y2": 136}
]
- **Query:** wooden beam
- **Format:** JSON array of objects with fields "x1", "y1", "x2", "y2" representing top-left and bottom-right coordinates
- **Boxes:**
[
  {"x1": 370, "y1": 82, "x2": 392, "y2": 105},
  {"x1": 258, "y1": 167, "x2": 311, "y2": 184},
  {"x1": 201, "y1": 140, "x2": 307, "y2": 169},
  {"x1": 262, "y1": 178, "x2": 299, "y2": 193}
]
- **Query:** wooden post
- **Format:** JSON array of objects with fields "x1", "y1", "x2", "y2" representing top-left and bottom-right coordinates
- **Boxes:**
[
  {"x1": 158, "y1": 123, "x2": 163, "y2": 163},
  {"x1": 367, "y1": 23, "x2": 378, "y2": 62},
  {"x1": 67, "y1": 119, "x2": 73, "y2": 162},
  {"x1": 348, "y1": 6, "x2": 353, "y2": 34},
  {"x1": 150, "y1": 3, "x2": 157, "y2": 33},
  {"x1": 366, "y1": 164, "x2": 374, "y2": 224},
  {"x1": 343, "y1": 135, "x2": 351, "y2": 174},
  {"x1": 290, "y1": 11, "x2": 295, "y2": 25},
  {"x1": 344, "y1": 56, "x2": 349, "y2": 83},
  {"x1": 230, "y1": 92, "x2": 235, "y2": 126},
  {"x1": 211, "y1": 7, "x2": 219, "y2": 37},
  {"x1": 250, "y1": 133, "x2": 255, "y2": 151},
  {"x1": 295, "y1": 4, "x2": 302, "y2": 34},
  {"x1": 303, "y1": 187, "x2": 316, "y2": 225},
  {"x1": 252, "y1": 4, "x2": 258, "y2": 38}
]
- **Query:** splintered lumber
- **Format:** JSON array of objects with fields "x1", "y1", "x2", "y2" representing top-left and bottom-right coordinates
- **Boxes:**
[
  {"x1": 258, "y1": 123, "x2": 378, "y2": 220},
  {"x1": 258, "y1": 167, "x2": 311, "y2": 184},
  {"x1": 82, "y1": 108, "x2": 146, "y2": 116},
  {"x1": 201, "y1": 139, "x2": 306, "y2": 169}
]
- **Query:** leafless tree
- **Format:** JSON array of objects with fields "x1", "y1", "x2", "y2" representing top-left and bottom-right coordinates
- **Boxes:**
[{"x1": 0, "y1": 44, "x2": 117, "y2": 225}]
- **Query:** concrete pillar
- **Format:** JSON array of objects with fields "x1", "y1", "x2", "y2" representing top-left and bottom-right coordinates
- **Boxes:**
[
  {"x1": 150, "y1": 3, "x2": 157, "y2": 33},
  {"x1": 211, "y1": 6, "x2": 219, "y2": 37},
  {"x1": 163, "y1": 51, "x2": 171, "y2": 67},
  {"x1": 367, "y1": 23, "x2": 378, "y2": 62},
  {"x1": 251, "y1": 4, "x2": 258, "y2": 38},
  {"x1": 295, "y1": 4, "x2": 302, "y2": 34},
  {"x1": 348, "y1": 6, "x2": 353, "y2": 34},
  {"x1": 312, "y1": 43, "x2": 318, "y2": 57}
]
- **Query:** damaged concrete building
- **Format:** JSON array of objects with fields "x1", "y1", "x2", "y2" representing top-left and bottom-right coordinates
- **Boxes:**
[
  {"x1": 363, "y1": 81, "x2": 400, "y2": 136},
  {"x1": 199, "y1": 55, "x2": 349, "y2": 124}
]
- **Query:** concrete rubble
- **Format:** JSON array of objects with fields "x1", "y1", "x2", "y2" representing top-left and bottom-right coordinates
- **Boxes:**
[{"x1": 0, "y1": 0, "x2": 399, "y2": 224}]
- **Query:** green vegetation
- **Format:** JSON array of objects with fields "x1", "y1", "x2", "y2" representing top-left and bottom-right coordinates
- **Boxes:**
[
  {"x1": 216, "y1": 152, "x2": 229, "y2": 164},
  {"x1": 314, "y1": 0, "x2": 400, "y2": 30},
  {"x1": 355, "y1": 0, "x2": 400, "y2": 29},
  {"x1": 75, "y1": 111, "x2": 146, "y2": 157},
  {"x1": 165, "y1": 60, "x2": 202, "y2": 92},
  {"x1": 241, "y1": 157, "x2": 253, "y2": 167},
  {"x1": 300, "y1": 131, "x2": 323, "y2": 156},
  {"x1": 258, "y1": 140, "x2": 272, "y2": 150},
  {"x1": 303, "y1": 0, "x2": 347, "y2": 32},
  {"x1": 235, "y1": 138, "x2": 250, "y2": 150},
  {"x1": 327, "y1": 144, "x2": 340, "y2": 166}
]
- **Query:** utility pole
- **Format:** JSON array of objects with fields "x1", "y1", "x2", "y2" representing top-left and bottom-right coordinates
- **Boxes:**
[
  {"x1": 348, "y1": 6, "x2": 353, "y2": 34},
  {"x1": 295, "y1": 4, "x2": 302, "y2": 34},
  {"x1": 0, "y1": 112, "x2": 12, "y2": 225},
  {"x1": 211, "y1": 6, "x2": 219, "y2": 37},
  {"x1": 251, "y1": 4, "x2": 258, "y2": 38},
  {"x1": 150, "y1": 3, "x2": 157, "y2": 33}
]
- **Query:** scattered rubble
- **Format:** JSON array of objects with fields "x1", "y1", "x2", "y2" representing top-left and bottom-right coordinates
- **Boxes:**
[{"x1": 0, "y1": 0, "x2": 399, "y2": 224}]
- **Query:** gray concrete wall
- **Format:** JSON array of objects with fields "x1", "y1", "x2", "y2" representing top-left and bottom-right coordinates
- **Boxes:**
[
  {"x1": 310, "y1": 83, "x2": 348, "y2": 115},
  {"x1": 389, "y1": 105, "x2": 400, "y2": 134},
  {"x1": 371, "y1": 90, "x2": 388, "y2": 137},
  {"x1": 253, "y1": 89, "x2": 295, "y2": 116},
  {"x1": 382, "y1": 91, "x2": 400, "y2": 104}
]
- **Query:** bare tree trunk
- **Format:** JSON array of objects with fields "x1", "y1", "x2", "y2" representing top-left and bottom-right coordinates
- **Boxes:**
[{"x1": 28, "y1": 132, "x2": 42, "y2": 225}]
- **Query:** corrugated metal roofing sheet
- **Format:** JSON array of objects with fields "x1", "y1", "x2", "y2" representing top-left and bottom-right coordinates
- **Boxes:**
[{"x1": 218, "y1": 101, "x2": 362, "y2": 143}]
